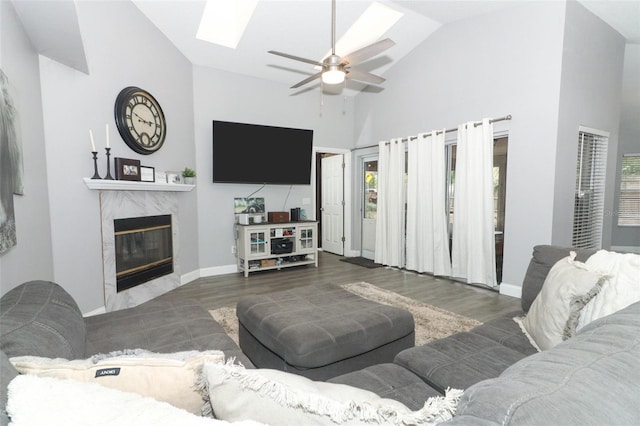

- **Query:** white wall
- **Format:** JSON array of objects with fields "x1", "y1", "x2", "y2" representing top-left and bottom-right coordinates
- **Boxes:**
[
  {"x1": 0, "y1": 1, "x2": 54, "y2": 291},
  {"x1": 37, "y1": 1, "x2": 197, "y2": 312},
  {"x1": 353, "y1": 1, "x2": 568, "y2": 293},
  {"x1": 552, "y1": 0, "x2": 625, "y2": 248},
  {"x1": 192, "y1": 66, "x2": 354, "y2": 271}
]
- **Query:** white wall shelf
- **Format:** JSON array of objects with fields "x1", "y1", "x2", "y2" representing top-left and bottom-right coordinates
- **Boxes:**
[{"x1": 83, "y1": 177, "x2": 195, "y2": 192}]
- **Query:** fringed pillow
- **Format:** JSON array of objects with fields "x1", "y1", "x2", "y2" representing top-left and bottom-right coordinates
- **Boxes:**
[
  {"x1": 514, "y1": 252, "x2": 608, "y2": 351},
  {"x1": 10, "y1": 349, "x2": 225, "y2": 415},
  {"x1": 200, "y1": 359, "x2": 462, "y2": 425}
]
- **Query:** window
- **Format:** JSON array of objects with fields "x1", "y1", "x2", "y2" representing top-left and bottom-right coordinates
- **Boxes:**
[
  {"x1": 572, "y1": 128, "x2": 608, "y2": 249},
  {"x1": 618, "y1": 154, "x2": 640, "y2": 226},
  {"x1": 363, "y1": 160, "x2": 378, "y2": 220}
]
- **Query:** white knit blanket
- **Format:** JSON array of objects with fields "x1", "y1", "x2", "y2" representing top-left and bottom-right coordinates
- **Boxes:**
[{"x1": 577, "y1": 249, "x2": 640, "y2": 330}]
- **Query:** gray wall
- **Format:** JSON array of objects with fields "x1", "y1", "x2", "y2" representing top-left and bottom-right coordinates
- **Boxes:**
[
  {"x1": 611, "y1": 44, "x2": 640, "y2": 251},
  {"x1": 192, "y1": 66, "x2": 354, "y2": 271},
  {"x1": 0, "y1": 1, "x2": 54, "y2": 291},
  {"x1": 552, "y1": 0, "x2": 625, "y2": 248},
  {"x1": 353, "y1": 1, "x2": 570, "y2": 292},
  {"x1": 24, "y1": 0, "x2": 198, "y2": 311}
]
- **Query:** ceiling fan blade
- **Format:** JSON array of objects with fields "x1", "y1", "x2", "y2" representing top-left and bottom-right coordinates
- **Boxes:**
[
  {"x1": 291, "y1": 72, "x2": 323, "y2": 89},
  {"x1": 268, "y1": 50, "x2": 324, "y2": 67},
  {"x1": 346, "y1": 68, "x2": 386, "y2": 85},
  {"x1": 343, "y1": 38, "x2": 395, "y2": 65}
]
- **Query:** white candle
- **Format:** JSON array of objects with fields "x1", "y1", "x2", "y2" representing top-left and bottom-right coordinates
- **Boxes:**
[
  {"x1": 89, "y1": 129, "x2": 96, "y2": 152},
  {"x1": 105, "y1": 123, "x2": 110, "y2": 148}
]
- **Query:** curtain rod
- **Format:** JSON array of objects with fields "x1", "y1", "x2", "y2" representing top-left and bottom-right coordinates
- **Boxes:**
[{"x1": 352, "y1": 114, "x2": 512, "y2": 151}]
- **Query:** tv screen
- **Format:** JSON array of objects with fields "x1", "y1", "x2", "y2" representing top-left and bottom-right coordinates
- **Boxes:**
[{"x1": 212, "y1": 120, "x2": 314, "y2": 185}]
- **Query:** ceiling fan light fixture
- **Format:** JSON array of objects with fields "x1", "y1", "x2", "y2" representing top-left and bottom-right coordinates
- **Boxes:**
[{"x1": 322, "y1": 66, "x2": 346, "y2": 85}]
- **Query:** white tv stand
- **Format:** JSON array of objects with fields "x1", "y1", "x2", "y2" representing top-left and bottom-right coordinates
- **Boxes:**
[{"x1": 235, "y1": 221, "x2": 318, "y2": 277}]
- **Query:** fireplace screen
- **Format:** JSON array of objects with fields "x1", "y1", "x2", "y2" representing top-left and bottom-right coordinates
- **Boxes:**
[{"x1": 114, "y1": 214, "x2": 173, "y2": 293}]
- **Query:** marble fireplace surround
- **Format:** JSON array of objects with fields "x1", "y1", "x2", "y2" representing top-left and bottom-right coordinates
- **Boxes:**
[{"x1": 100, "y1": 191, "x2": 180, "y2": 312}]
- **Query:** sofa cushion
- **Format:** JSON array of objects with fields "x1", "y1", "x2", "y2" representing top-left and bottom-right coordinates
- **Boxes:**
[
  {"x1": 84, "y1": 297, "x2": 253, "y2": 367},
  {"x1": 10, "y1": 349, "x2": 225, "y2": 415},
  {"x1": 0, "y1": 280, "x2": 86, "y2": 359},
  {"x1": 469, "y1": 314, "x2": 537, "y2": 356},
  {"x1": 394, "y1": 332, "x2": 527, "y2": 393},
  {"x1": 445, "y1": 300, "x2": 640, "y2": 425},
  {"x1": 520, "y1": 245, "x2": 596, "y2": 312},
  {"x1": 328, "y1": 363, "x2": 442, "y2": 411}
]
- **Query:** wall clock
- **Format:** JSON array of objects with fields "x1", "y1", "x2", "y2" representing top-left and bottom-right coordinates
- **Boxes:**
[{"x1": 114, "y1": 86, "x2": 166, "y2": 155}]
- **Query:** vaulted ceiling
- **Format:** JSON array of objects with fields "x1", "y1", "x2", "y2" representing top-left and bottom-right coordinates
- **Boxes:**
[{"x1": 10, "y1": 0, "x2": 640, "y2": 95}]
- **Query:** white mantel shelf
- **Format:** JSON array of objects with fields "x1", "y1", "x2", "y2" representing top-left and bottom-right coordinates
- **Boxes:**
[{"x1": 83, "y1": 177, "x2": 195, "y2": 192}]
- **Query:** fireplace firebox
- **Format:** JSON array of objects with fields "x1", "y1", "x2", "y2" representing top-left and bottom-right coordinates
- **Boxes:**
[{"x1": 114, "y1": 214, "x2": 173, "y2": 293}]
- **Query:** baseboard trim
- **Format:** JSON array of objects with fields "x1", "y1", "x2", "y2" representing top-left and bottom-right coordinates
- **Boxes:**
[
  {"x1": 180, "y1": 269, "x2": 201, "y2": 285},
  {"x1": 199, "y1": 263, "x2": 239, "y2": 278},
  {"x1": 499, "y1": 282, "x2": 522, "y2": 299}
]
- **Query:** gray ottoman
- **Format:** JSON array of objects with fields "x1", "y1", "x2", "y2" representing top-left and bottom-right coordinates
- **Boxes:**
[{"x1": 236, "y1": 283, "x2": 415, "y2": 380}]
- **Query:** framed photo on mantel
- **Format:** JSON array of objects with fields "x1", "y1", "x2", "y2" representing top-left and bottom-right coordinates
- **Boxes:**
[{"x1": 114, "y1": 157, "x2": 141, "y2": 181}]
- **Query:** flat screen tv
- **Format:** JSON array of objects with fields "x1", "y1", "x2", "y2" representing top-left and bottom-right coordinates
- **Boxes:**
[{"x1": 212, "y1": 120, "x2": 314, "y2": 185}]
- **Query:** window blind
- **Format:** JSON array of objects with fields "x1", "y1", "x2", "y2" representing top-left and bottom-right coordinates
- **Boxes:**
[
  {"x1": 572, "y1": 129, "x2": 608, "y2": 249},
  {"x1": 618, "y1": 154, "x2": 640, "y2": 226}
]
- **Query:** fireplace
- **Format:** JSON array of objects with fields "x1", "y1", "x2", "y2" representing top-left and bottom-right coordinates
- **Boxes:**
[
  {"x1": 100, "y1": 191, "x2": 180, "y2": 311},
  {"x1": 114, "y1": 214, "x2": 173, "y2": 293}
]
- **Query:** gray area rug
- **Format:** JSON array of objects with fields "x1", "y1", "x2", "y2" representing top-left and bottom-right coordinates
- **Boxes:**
[{"x1": 210, "y1": 282, "x2": 481, "y2": 347}]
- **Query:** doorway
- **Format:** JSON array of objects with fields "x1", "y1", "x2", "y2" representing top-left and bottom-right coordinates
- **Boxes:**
[{"x1": 315, "y1": 152, "x2": 345, "y2": 255}]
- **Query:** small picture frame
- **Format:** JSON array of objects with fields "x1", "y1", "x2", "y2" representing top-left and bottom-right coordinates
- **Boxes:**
[
  {"x1": 140, "y1": 166, "x2": 155, "y2": 182},
  {"x1": 166, "y1": 171, "x2": 182, "y2": 184},
  {"x1": 114, "y1": 158, "x2": 141, "y2": 181}
]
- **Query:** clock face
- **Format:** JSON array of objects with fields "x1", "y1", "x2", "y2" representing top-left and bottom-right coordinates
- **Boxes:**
[{"x1": 114, "y1": 87, "x2": 166, "y2": 155}]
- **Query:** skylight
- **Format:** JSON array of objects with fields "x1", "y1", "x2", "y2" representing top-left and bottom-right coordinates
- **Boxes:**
[
  {"x1": 196, "y1": 0, "x2": 258, "y2": 49},
  {"x1": 326, "y1": 1, "x2": 403, "y2": 60}
]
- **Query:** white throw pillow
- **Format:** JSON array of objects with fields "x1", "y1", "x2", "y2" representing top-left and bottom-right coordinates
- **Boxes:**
[
  {"x1": 577, "y1": 250, "x2": 640, "y2": 331},
  {"x1": 7, "y1": 374, "x2": 265, "y2": 426},
  {"x1": 514, "y1": 252, "x2": 607, "y2": 351},
  {"x1": 201, "y1": 360, "x2": 462, "y2": 425},
  {"x1": 10, "y1": 349, "x2": 225, "y2": 414}
]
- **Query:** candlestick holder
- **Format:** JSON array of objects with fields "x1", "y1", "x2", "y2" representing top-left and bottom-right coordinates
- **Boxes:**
[
  {"x1": 91, "y1": 151, "x2": 101, "y2": 179},
  {"x1": 104, "y1": 147, "x2": 114, "y2": 180}
]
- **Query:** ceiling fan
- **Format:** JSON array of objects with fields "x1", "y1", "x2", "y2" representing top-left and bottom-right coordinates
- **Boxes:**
[{"x1": 268, "y1": 0, "x2": 395, "y2": 89}]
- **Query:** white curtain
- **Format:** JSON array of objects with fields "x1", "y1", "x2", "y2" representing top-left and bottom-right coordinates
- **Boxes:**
[
  {"x1": 406, "y1": 131, "x2": 452, "y2": 276},
  {"x1": 374, "y1": 138, "x2": 405, "y2": 267},
  {"x1": 451, "y1": 118, "x2": 497, "y2": 287}
]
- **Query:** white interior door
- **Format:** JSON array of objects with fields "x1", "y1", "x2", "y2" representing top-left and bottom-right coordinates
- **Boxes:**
[
  {"x1": 321, "y1": 154, "x2": 344, "y2": 255},
  {"x1": 361, "y1": 157, "x2": 378, "y2": 260}
]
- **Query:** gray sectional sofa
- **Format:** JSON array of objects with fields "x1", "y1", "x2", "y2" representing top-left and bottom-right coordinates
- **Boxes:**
[
  {"x1": 2, "y1": 245, "x2": 639, "y2": 425},
  {"x1": 329, "y1": 245, "x2": 640, "y2": 424},
  {"x1": 0, "y1": 281, "x2": 253, "y2": 425}
]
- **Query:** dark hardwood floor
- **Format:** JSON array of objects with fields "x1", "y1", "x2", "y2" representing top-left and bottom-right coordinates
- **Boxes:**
[{"x1": 158, "y1": 251, "x2": 521, "y2": 323}]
